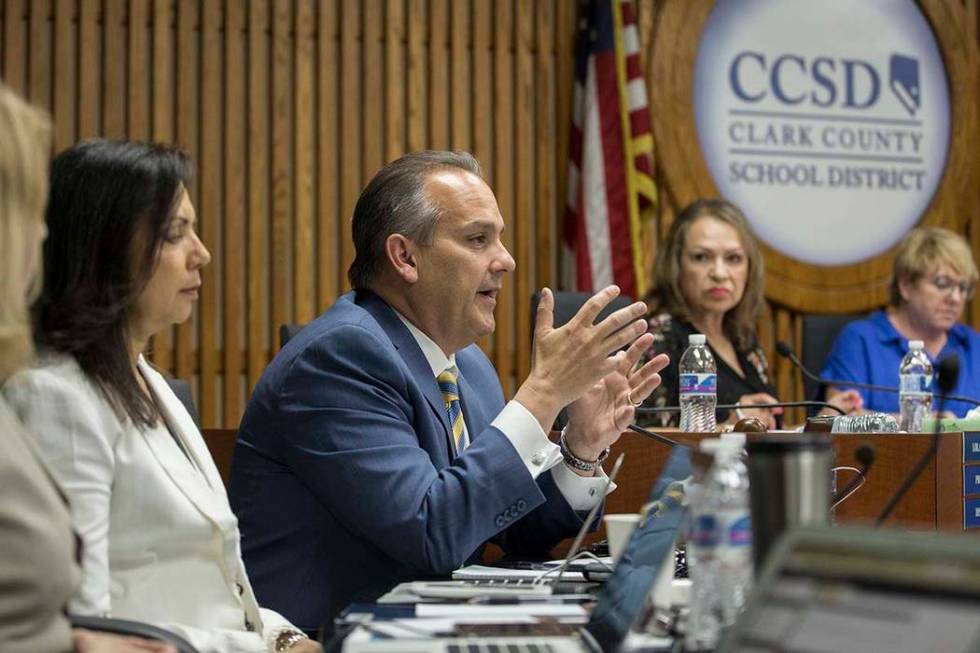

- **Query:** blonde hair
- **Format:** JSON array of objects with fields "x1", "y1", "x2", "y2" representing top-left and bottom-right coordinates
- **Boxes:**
[
  {"x1": 889, "y1": 226, "x2": 978, "y2": 307},
  {"x1": 649, "y1": 199, "x2": 765, "y2": 350},
  {"x1": 0, "y1": 83, "x2": 51, "y2": 380}
]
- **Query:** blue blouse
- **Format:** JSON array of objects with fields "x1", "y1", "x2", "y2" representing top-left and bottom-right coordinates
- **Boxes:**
[{"x1": 820, "y1": 310, "x2": 980, "y2": 417}]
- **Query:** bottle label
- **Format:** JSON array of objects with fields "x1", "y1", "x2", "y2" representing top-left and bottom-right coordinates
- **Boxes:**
[
  {"x1": 900, "y1": 373, "x2": 931, "y2": 394},
  {"x1": 680, "y1": 373, "x2": 717, "y2": 395},
  {"x1": 727, "y1": 514, "x2": 752, "y2": 546},
  {"x1": 690, "y1": 514, "x2": 720, "y2": 548}
]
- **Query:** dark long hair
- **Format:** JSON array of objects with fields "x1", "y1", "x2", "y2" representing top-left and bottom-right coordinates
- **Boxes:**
[
  {"x1": 647, "y1": 198, "x2": 765, "y2": 350},
  {"x1": 36, "y1": 139, "x2": 192, "y2": 428}
]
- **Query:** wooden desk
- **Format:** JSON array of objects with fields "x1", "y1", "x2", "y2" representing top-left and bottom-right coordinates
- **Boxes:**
[{"x1": 602, "y1": 430, "x2": 974, "y2": 532}]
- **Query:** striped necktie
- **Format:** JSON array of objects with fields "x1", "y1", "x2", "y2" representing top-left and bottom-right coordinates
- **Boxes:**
[{"x1": 437, "y1": 366, "x2": 465, "y2": 450}]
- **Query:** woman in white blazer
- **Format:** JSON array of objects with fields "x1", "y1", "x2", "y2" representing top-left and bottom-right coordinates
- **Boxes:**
[
  {"x1": 0, "y1": 86, "x2": 178, "y2": 653},
  {"x1": 3, "y1": 140, "x2": 318, "y2": 653}
]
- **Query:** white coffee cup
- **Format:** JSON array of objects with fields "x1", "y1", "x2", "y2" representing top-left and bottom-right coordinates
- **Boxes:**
[{"x1": 604, "y1": 513, "x2": 641, "y2": 561}]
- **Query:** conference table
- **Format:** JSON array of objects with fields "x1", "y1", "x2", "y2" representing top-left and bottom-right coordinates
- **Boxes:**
[{"x1": 597, "y1": 429, "x2": 977, "y2": 535}]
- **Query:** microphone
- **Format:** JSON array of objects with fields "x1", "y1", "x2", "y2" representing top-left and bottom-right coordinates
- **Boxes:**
[
  {"x1": 776, "y1": 341, "x2": 980, "y2": 406},
  {"x1": 636, "y1": 400, "x2": 845, "y2": 416},
  {"x1": 628, "y1": 423, "x2": 682, "y2": 447},
  {"x1": 876, "y1": 355, "x2": 959, "y2": 526},
  {"x1": 775, "y1": 341, "x2": 897, "y2": 395},
  {"x1": 831, "y1": 442, "x2": 875, "y2": 507}
]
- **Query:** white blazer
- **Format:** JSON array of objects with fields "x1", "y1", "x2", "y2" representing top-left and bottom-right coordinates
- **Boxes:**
[{"x1": 3, "y1": 354, "x2": 299, "y2": 653}]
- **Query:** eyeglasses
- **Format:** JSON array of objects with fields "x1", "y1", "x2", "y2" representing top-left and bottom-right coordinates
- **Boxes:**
[{"x1": 927, "y1": 275, "x2": 976, "y2": 300}]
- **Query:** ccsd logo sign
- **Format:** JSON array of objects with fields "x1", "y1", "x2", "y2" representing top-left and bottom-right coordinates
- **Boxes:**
[{"x1": 694, "y1": 0, "x2": 950, "y2": 266}]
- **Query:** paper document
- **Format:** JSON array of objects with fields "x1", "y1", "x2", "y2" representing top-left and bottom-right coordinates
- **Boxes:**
[
  {"x1": 452, "y1": 564, "x2": 586, "y2": 582},
  {"x1": 415, "y1": 603, "x2": 587, "y2": 619}
]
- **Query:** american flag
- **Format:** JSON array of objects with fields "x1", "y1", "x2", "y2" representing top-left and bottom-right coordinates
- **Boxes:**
[{"x1": 564, "y1": 0, "x2": 658, "y2": 299}]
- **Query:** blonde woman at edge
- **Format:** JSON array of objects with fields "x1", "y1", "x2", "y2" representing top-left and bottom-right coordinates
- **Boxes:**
[
  {"x1": 2, "y1": 138, "x2": 318, "y2": 653},
  {"x1": 0, "y1": 85, "x2": 178, "y2": 653}
]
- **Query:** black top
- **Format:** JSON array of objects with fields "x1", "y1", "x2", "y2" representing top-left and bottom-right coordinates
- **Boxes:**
[{"x1": 638, "y1": 313, "x2": 778, "y2": 427}]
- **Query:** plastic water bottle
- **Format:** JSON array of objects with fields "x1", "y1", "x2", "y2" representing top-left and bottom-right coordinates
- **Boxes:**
[
  {"x1": 715, "y1": 434, "x2": 753, "y2": 623},
  {"x1": 679, "y1": 334, "x2": 717, "y2": 432},
  {"x1": 685, "y1": 439, "x2": 752, "y2": 651},
  {"x1": 685, "y1": 460, "x2": 721, "y2": 650},
  {"x1": 899, "y1": 340, "x2": 933, "y2": 432}
]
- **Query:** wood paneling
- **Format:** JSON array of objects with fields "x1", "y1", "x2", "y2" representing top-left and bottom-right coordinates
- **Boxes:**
[
  {"x1": 493, "y1": 0, "x2": 515, "y2": 396},
  {"x1": 1, "y1": 0, "x2": 572, "y2": 426},
  {"x1": 246, "y1": 0, "x2": 270, "y2": 392},
  {"x1": 2, "y1": 0, "x2": 976, "y2": 427},
  {"x1": 3, "y1": 0, "x2": 27, "y2": 93},
  {"x1": 223, "y1": 0, "x2": 245, "y2": 425}
]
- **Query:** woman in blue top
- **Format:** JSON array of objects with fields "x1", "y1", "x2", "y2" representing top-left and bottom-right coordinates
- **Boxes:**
[{"x1": 822, "y1": 227, "x2": 980, "y2": 417}]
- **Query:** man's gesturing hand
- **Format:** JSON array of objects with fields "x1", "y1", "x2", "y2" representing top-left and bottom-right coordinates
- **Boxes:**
[
  {"x1": 563, "y1": 333, "x2": 668, "y2": 465},
  {"x1": 514, "y1": 286, "x2": 650, "y2": 432}
]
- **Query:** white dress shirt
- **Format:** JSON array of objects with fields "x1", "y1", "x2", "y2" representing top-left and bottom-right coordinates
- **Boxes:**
[{"x1": 395, "y1": 313, "x2": 614, "y2": 510}]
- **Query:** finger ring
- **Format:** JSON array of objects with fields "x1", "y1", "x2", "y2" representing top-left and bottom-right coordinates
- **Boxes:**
[{"x1": 627, "y1": 391, "x2": 642, "y2": 407}]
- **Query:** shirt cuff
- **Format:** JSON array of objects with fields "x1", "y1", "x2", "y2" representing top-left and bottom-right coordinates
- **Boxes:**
[
  {"x1": 492, "y1": 400, "x2": 562, "y2": 478},
  {"x1": 550, "y1": 460, "x2": 617, "y2": 512}
]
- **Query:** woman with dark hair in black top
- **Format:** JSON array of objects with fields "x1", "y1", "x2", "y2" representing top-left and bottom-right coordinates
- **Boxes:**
[
  {"x1": 643, "y1": 310, "x2": 778, "y2": 427},
  {"x1": 641, "y1": 199, "x2": 860, "y2": 428}
]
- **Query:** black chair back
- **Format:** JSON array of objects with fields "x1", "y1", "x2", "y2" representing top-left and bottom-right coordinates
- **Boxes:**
[
  {"x1": 279, "y1": 323, "x2": 305, "y2": 348},
  {"x1": 801, "y1": 313, "x2": 864, "y2": 400},
  {"x1": 529, "y1": 290, "x2": 634, "y2": 337},
  {"x1": 528, "y1": 290, "x2": 634, "y2": 431},
  {"x1": 165, "y1": 377, "x2": 199, "y2": 427},
  {"x1": 71, "y1": 615, "x2": 199, "y2": 653}
]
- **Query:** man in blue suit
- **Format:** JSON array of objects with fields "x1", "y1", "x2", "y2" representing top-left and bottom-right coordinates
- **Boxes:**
[{"x1": 229, "y1": 151, "x2": 668, "y2": 632}]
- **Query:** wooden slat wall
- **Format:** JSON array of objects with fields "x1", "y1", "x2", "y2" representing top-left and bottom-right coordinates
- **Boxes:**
[
  {"x1": 2, "y1": 0, "x2": 977, "y2": 428},
  {"x1": 0, "y1": 0, "x2": 571, "y2": 427}
]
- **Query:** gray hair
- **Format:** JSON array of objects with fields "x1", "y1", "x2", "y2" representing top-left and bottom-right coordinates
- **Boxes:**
[{"x1": 347, "y1": 150, "x2": 483, "y2": 290}]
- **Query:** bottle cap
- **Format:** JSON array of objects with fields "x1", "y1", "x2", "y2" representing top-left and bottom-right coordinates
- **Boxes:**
[
  {"x1": 699, "y1": 438, "x2": 723, "y2": 453},
  {"x1": 720, "y1": 432, "x2": 747, "y2": 447},
  {"x1": 700, "y1": 438, "x2": 740, "y2": 455},
  {"x1": 689, "y1": 334, "x2": 706, "y2": 345},
  {"x1": 909, "y1": 340, "x2": 924, "y2": 350}
]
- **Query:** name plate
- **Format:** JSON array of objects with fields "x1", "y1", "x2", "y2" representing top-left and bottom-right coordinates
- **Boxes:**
[
  {"x1": 964, "y1": 466, "x2": 980, "y2": 496},
  {"x1": 964, "y1": 498, "x2": 980, "y2": 529},
  {"x1": 963, "y1": 433, "x2": 980, "y2": 463}
]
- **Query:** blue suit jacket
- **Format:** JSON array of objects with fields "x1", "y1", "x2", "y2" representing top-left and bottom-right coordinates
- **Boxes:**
[{"x1": 229, "y1": 291, "x2": 585, "y2": 631}]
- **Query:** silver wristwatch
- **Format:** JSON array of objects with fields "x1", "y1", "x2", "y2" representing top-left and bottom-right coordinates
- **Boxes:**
[{"x1": 273, "y1": 629, "x2": 308, "y2": 652}]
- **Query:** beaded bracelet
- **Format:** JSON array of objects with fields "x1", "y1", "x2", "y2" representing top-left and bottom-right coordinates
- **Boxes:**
[{"x1": 559, "y1": 431, "x2": 610, "y2": 472}]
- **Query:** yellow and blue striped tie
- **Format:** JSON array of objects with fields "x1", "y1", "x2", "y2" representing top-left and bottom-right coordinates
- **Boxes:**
[{"x1": 437, "y1": 366, "x2": 465, "y2": 450}]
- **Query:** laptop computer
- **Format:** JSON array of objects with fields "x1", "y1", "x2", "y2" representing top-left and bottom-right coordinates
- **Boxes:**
[
  {"x1": 719, "y1": 525, "x2": 980, "y2": 652},
  {"x1": 341, "y1": 446, "x2": 693, "y2": 653}
]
